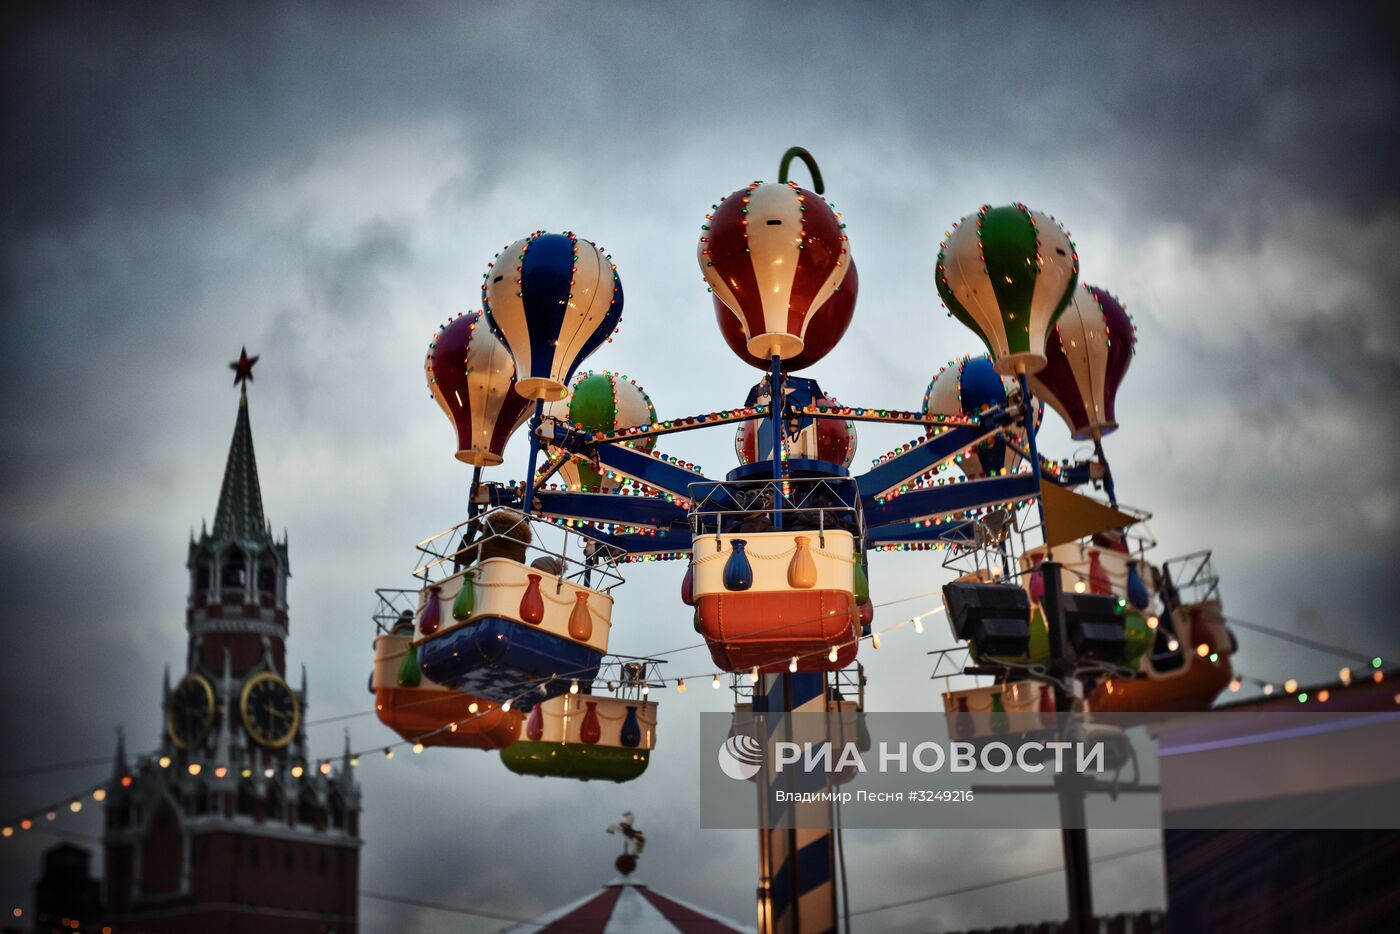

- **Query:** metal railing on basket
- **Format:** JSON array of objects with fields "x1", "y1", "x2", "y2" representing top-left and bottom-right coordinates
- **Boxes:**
[
  {"x1": 410, "y1": 506, "x2": 628, "y2": 591},
  {"x1": 686, "y1": 475, "x2": 865, "y2": 546}
]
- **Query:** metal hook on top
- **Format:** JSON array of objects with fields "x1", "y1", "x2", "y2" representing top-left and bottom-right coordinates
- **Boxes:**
[{"x1": 778, "y1": 147, "x2": 824, "y2": 194}]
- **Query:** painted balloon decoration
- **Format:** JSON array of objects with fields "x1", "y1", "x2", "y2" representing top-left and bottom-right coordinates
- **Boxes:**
[
  {"x1": 1028, "y1": 284, "x2": 1136, "y2": 441},
  {"x1": 699, "y1": 180, "x2": 852, "y2": 362},
  {"x1": 935, "y1": 204, "x2": 1079, "y2": 375},
  {"x1": 736, "y1": 393, "x2": 857, "y2": 467},
  {"x1": 714, "y1": 261, "x2": 859, "y2": 372},
  {"x1": 482, "y1": 231, "x2": 623, "y2": 402},
  {"x1": 425, "y1": 311, "x2": 533, "y2": 466},
  {"x1": 544, "y1": 370, "x2": 658, "y2": 492},
  {"x1": 922, "y1": 355, "x2": 1042, "y2": 479}
]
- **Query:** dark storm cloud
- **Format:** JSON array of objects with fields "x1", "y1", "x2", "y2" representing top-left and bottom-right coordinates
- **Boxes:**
[{"x1": 3, "y1": 3, "x2": 1399, "y2": 931}]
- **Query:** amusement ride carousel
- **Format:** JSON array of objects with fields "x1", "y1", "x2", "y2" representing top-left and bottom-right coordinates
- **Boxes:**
[{"x1": 368, "y1": 147, "x2": 1239, "y2": 933}]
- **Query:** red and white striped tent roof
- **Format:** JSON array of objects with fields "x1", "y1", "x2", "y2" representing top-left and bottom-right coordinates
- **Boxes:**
[{"x1": 499, "y1": 877, "x2": 753, "y2": 934}]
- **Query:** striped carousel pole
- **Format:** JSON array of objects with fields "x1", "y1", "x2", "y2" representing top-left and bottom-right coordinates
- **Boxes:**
[{"x1": 753, "y1": 672, "x2": 837, "y2": 934}]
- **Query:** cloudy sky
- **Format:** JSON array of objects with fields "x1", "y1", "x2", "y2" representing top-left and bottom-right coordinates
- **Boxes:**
[{"x1": 2, "y1": 1, "x2": 1397, "y2": 931}]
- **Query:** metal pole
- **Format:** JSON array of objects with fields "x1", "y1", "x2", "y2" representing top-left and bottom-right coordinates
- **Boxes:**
[
  {"x1": 1091, "y1": 431, "x2": 1118, "y2": 508},
  {"x1": 771, "y1": 355, "x2": 785, "y2": 531},
  {"x1": 522, "y1": 399, "x2": 545, "y2": 515},
  {"x1": 1040, "y1": 559, "x2": 1095, "y2": 933},
  {"x1": 468, "y1": 465, "x2": 483, "y2": 519},
  {"x1": 1017, "y1": 372, "x2": 1047, "y2": 529}
]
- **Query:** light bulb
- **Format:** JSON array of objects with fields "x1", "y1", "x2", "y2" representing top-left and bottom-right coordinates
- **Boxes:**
[
  {"x1": 241, "y1": 768, "x2": 252, "y2": 778},
  {"x1": 264, "y1": 767, "x2": 275, "y2": 778},
  {"x1": 913, "y1": 618, "x2": 924, "y2": 634},
  {"x1": 569, "y1": 680, "x2": 580, "y2": 695},
  {"x1": 468, "y1": 702, "x2": 479, "y2": 714},
  {"x1": 290, "y1": 765, "x2": 303, "y2": 778},
  {"x1": 872, "y1": 633, "x2": 882, "y2": 650},
  {"x1": 712, "y1": 674, "x2": 721, "y2": 689},
  {"x1": 1146, "y1": 616, "x2": 1159, "y2": 630},
  {"x1": 642, "y1": 683, "x2": 650, "y2": 696},
  {"x1": 349, "y1": 757, "x2": 359, "y2": 768},
  {"x1": 92, "y1": 788, "x2": 106, "y2": 802},
  {"x1": 1262, "y1": 684, "x2": 1275, "y2": 696},
  {"x1": 214, "y1": 767, "x2": 227, "y2": 779},
  {"x1": 70, "y1": 801, "x2": 82, "y2": 813},
  {"x1": 502, "y1": 700, "x2": 512, "y2": 712},
  {"x1": 750, "y1": 667, "x2": 759, "y2": 684},
  {"x1": 158, "y1": 756, "x2": 171, "y2": 769},
  {"x1": 413, "y1": 743, "x2": 424, "y2": 754},
  {"x1": 1228, "y1": 679, "x2": 1241, "y2": 692},
  {"x1": 789, "y1": 657, "x2": 798, "y2": 673},
  {"x1": 1166, "y1": 637, "x2": 1179, "y2": 652},
  {"x1": 829, "y1": 645, "x2": 839, "y2": 662},
  {"x1": 677, "y1": 679, "x2": 686, "y2": 694},
  {"x1": 1284, "y1": 679, "x2": 1298, "y2": 694},
  {"x1": 385, "y1": 748, "x2": 395, "y2": 760},
  {"x1": 188, "y1": 763, "x2": 202, "y2": 776},
  {"x1": 448, "y1": 722, "x2": 458, "y2": 732},
  {"x1": 1339, "y1": 667, "x2": 1352, "y2": 686},
  {"x1": 1196, "y1": 643, "x2": 1209, "y2": 657},
  {"x1": 320, "y1": 762, "x2": 332, "y2": 775},
  {"x1": 1074, "y1": 581, "x2": 1087, "y2": 594}
]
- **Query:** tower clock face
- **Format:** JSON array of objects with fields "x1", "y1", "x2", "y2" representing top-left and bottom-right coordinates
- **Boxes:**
[
  {"x1": 167, "y1": 674, "x2": 216, "y2": 749},
  {"x1": 240, "y1": 672, "x2": 300, "y2": 749}
]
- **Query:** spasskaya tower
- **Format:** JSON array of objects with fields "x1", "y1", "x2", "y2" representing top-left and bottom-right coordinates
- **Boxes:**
[{"x1": 102, "y1": 350, "x2": 361, "y2": 934}]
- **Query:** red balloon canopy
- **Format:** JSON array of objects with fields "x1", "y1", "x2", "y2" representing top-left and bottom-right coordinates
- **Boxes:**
[
  {"x1": 715, "y1": 261, "x2": 858, "y2": 372},
  {"x1": 425, "y1": 311, "x2": 533, "y2": 466},
  {"x1": 700, "y1": 180, "x2": 853, "y2": 362}
]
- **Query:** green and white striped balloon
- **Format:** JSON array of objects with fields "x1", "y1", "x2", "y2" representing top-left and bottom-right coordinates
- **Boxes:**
[{"x1": 935, "y1": 204, "x2": 1079, "y2": 375}]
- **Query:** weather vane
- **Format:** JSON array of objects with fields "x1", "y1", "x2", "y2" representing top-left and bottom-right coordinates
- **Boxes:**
[
  {"x1": 230, "y1": 346, "x2": 259, "y2": 388},
  {"x1": 607, "y1": 812, "x2": 646, "y2": 876}
]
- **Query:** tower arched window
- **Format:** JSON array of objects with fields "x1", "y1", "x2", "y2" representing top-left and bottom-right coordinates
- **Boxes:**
[
  {"x1": 257, "y1": 553, "x2": 278, "y2": 606},
  {"x1": 194, "y1": 557, "x2": 213, "y2": 601},
  {"x1": 221, "y1": 547, "x2": 247, "y2": 594}
]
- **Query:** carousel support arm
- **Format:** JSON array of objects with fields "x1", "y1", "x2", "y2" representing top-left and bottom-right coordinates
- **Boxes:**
[
  {"x1": 522, "y1": 399, "x2": 546, "y2": 514},
  {"x1": 855, "y1": 420, "x2": 1013, "y2": 505},
  {"x1": 532, "y1": 491, "x2": 688, "y2": 529},
  {"x1": 861, "y1": 472, "x2": 1040, "y2": 528},
  {"x1": 771, "y1": 354, "x2": 785, "y2": 531},
  {"x1": 592, "y1": 443, "x2": 721, "y2": 504}
]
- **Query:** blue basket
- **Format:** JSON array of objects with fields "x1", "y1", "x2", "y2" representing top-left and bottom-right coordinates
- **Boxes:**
[{"x1": 418, "y1": 616, "x2": 604, "y2": 710}]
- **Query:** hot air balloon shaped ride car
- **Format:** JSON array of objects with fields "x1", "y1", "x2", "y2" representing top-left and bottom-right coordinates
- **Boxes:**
[
  {"x1": 415, "y1": 509, "x2": 614, "y2": 709},
  {"x1": 372, "y1": 621, "x2": 521, "y2": 749},
  {"x1": 499, "y1": 689, "x2": 658, "y2": 782}
]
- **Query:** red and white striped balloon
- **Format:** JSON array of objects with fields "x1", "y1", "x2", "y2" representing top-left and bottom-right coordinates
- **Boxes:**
[
  {"x1": 736, "y1": 395, "x2": 857, "y2": 468},
  {"x1": 1029, "y1": 284, "x2": 1136, "y2": 441},
  {"x1": 699, "y1": 181, "x2": 852, "y2": 362}
]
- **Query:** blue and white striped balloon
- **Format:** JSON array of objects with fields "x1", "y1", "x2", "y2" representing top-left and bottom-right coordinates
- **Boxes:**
[{"x1": 482, "y1": 231, "x2": 623, "y2": 401}]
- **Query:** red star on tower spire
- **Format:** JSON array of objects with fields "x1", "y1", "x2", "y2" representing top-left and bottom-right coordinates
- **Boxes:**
[{"x1": 230, "y1": 347, "x2": 259, "y2": 388}]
